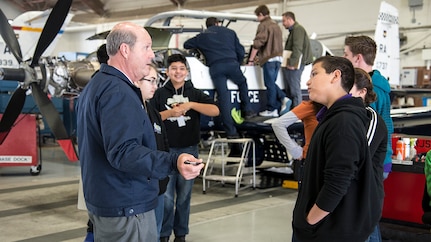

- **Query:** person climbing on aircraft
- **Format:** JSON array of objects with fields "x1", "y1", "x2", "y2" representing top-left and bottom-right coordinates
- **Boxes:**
[{"x1": 184, "y1": 17, "x2": 256, "y2": 139}]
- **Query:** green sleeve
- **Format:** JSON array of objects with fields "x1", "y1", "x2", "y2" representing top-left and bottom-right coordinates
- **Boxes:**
[{"x1": 425, "y1": 150, "x2": 431, "y2": 205}]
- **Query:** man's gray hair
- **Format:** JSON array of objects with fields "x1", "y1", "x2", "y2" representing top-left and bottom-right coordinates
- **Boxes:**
[{"x1": 106, "y1": 27, "x2": 137, "y2": 56}]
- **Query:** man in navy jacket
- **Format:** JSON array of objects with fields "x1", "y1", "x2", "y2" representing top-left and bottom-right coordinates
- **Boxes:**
[{"x1": 76, "y1": 22, "x2": 203, "y2": 242}]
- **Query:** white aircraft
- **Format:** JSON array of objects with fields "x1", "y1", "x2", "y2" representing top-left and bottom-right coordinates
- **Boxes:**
[
  {"x1": 145, "y1": 9, "x2": 332, "y2": 95},
  {"x1": 143, "y1": 8, "x2": 431, "y2": 133},
  {"x1": 142, "y1": 7, "x2": 431, "y2": 166},
  {"x1": 143, "y1": 9, "x2": 332, "y2": 127}
]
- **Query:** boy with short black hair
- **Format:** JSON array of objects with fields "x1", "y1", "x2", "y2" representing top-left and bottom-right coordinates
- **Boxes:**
[
  {"x1": 292, "y1": 56, "x2": 381, "y2": 241},
  {"x1": 150, "y1": 54, "x2": 219, "y2": 242}
]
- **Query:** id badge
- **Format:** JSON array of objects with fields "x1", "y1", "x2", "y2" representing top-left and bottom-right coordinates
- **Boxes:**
[{"x1": 177, "y1": 116, "x2": 186, "y2": 127}]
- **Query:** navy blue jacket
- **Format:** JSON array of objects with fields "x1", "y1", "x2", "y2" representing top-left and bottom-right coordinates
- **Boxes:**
[
  {"x1": 183, "y1": 25, "x2": 245, "y2": 66},
  {"x1": 76, "y1": 64, "x2": 179, "y2": 217}
]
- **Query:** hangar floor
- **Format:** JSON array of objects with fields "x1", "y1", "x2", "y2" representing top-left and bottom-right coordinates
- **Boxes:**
[
  {"x1": 0, "y1": 141, "x2": 296, "y2": 242},
  {"x1": 1, "y1": 141, "x2": 430, "y2": 242}
]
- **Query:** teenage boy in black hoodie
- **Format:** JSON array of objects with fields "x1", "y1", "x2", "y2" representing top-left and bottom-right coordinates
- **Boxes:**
[{"x1": 292, "y1": 56, "x2": 381, "y2": 242}]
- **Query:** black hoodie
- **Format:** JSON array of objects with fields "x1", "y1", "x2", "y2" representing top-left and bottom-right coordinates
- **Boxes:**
[
  {"x1": 293, "y1": 97, "x2": 381, "y2": 241},
  {"x1": 145, "y1": 101, "x2": 170, "y2": 195},
  {"x1": 150, "y1": 80, "x2": 215, "y2": 148}
]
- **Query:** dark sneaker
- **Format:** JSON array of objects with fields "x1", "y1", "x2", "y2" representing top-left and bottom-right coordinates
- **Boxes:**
[
  {"x1": 160, "y1": 237, "x2": 169, "y2": 242},
  {"x1": 244, "y1": 111, "x2": 257, "y2": 119},
  {"x1": 174, "y1": 236, "x2": 186, "y2": 242},
  {"x1": 227, "y1": 133, "x2": 240, "y2": 139}
]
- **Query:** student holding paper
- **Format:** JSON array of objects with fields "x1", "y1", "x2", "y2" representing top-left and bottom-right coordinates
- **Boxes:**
[
  {"x1": 281, "y1": 12, "x2": 313, "y2": 109},
  {"x1": 151, "y1": 54, "x2": 219, "y2": 242}
]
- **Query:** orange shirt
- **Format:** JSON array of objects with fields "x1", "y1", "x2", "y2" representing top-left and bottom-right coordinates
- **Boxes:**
[{"x1": 291, "y1": 101, "x2": 319, "y2": 158}]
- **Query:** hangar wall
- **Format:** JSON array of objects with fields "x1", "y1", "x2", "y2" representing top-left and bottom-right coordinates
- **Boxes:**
[
  {"x1": 222, "y1": 0, "x2": 431, "y2": 69},
  {"x1": 1, "y1": 0, "x2": 430, "y2": 69}
]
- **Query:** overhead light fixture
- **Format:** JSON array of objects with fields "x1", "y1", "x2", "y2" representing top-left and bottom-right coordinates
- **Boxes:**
[{"x1": 408, "y1": 0, "x2": 423, "y2": 23}]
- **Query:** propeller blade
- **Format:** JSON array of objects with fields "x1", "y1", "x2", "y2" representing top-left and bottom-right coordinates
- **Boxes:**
[
  {"x1": 57, "y1": 138, "x2": 79, "y2": 162},
  {"x1": 30, "y1": 83, "x2": 78, "y2": 161},
  {"x1": 31, "y1": 83, "x2": 68, "y2": 140},
  {"x1": 0, "y1": 9, "x2": 22, "y2": 63},
  {"x1": 31, "y1": 0, "x2": 72, "y2": 67},
  {"x1": 0, "y1": 88, "x2": 26, "y2": 144}
]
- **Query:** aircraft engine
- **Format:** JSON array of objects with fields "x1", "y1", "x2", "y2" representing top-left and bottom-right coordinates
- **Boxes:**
[
  {"x1": 68, "y1": 61, "x2": 96, "y2": 89},
  {"x1": 50, "y1": 59, "x2": 95, "y2": 98}
]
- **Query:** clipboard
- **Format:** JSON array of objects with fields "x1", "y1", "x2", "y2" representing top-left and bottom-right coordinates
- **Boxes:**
[{"x1": 282, "y1": 50, "x2": 302, "y2": 69}]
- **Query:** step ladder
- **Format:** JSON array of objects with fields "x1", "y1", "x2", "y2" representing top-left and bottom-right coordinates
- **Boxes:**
[{"x1": 202, "y1": 138, "x2": 256, "y2": 197}]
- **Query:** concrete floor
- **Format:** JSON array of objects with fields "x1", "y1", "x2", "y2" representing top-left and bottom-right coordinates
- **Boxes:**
[
  {"x1": 2, "y1": 142, "x2": 431, "y2": 242},
  {"x1": 0, "y1": 143, "x2": 297, "y2": 242}
]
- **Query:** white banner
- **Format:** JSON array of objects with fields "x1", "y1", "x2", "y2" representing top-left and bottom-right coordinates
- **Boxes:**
[{"x1": 373, "y1": 1, "x2": 400, "y2": 86}]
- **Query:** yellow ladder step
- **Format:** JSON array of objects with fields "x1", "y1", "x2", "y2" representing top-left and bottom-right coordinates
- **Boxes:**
[{"x1": 282, "y1": 180, "x2": 298, "y2": 190}]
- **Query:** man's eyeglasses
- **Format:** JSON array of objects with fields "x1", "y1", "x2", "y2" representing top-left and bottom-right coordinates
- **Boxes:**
[{"x1": 141, "y1": 78, "x2": 160, "y2": 86}]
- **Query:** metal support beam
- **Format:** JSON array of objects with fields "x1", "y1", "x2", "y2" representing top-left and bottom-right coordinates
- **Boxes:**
[
  {"x1": 72, "y1": 0, "x2": 280, "y2": 24},
  {"x1": 80, "y1": 0, "x2": 105, "y2": 16}
]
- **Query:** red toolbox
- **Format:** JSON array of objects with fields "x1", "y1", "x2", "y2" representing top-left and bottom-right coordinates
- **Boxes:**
[{"x1": 0, "y1": 114, "x2": 40, "y2": 175}]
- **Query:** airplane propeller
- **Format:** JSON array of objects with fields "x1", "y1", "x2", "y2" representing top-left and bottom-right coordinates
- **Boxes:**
[{"x1": 0, "y1": 0, "x2": 78, "y2": 161}]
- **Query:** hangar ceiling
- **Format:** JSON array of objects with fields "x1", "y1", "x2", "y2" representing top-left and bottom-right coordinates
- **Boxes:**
[{"x1": 4, "y1": 0, "x2": 282, "y2": 24}]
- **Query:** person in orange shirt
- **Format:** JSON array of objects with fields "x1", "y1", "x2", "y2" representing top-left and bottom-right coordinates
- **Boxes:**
[{"x1": 271, "y1": 100, "x2": 322, "y2": 188}]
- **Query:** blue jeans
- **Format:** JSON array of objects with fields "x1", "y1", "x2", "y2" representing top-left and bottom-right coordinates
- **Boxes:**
[
  {"x1": 364, "y1": 173, "x2": 387, "y2": 242},
  {"x1": 383, "y1": 172, "x2": 389, "y2": 180},
  {"x1": 160, "y1": 145, "x2": 199, "y2": 238},
  {"x1": 365, "y1": 224, "x2": 382, "y2": 242},
  {"x1": 282, "y1": 66, "x2": 304, "y2": 108},
  {"x1": 262, "y1": 61, "x2": 285, "y2": 111},
  {"x1": 210, "y1": 61, "x2": 252, "y2": 136},
  {"x1": 155, "y1": 195, "x2": 164, "y2": 237}
]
